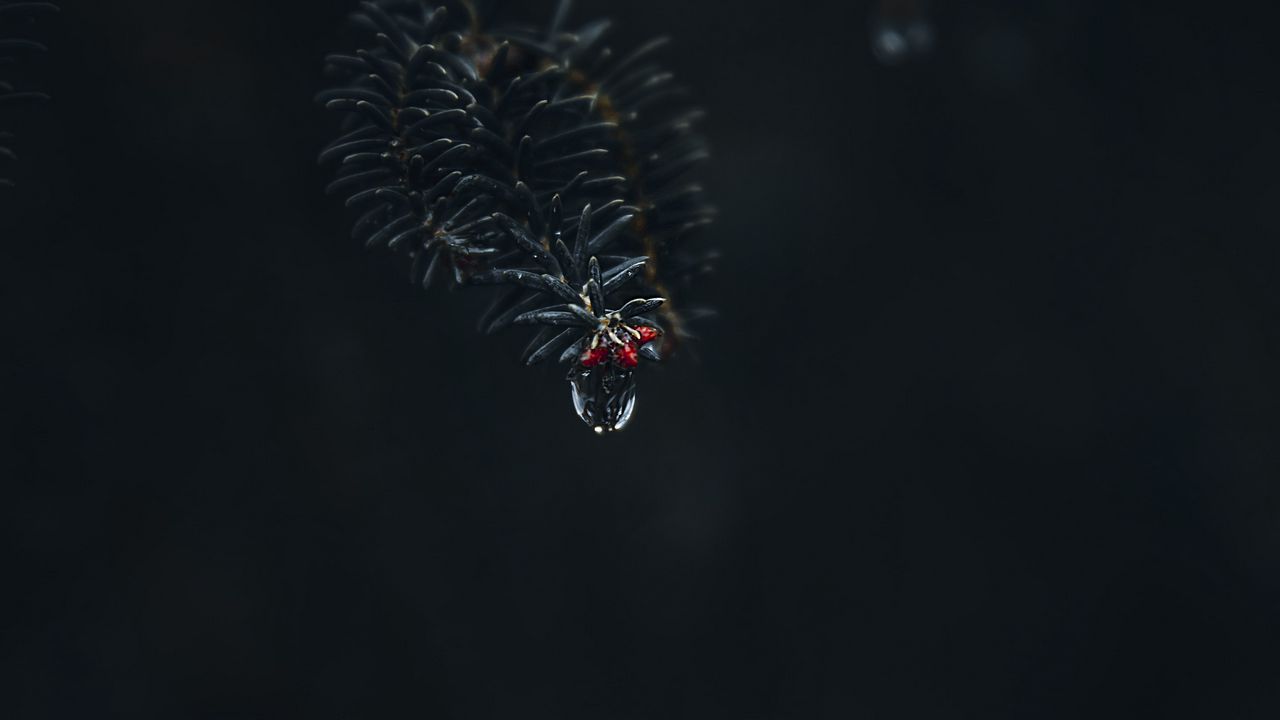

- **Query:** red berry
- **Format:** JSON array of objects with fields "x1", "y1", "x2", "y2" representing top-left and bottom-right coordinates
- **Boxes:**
[
  {"x1": 614, "y1": 342, "x2": 640, "y2": 369},
  {"x1": 635, "y1": 325, "x2": 661, "y2": 344},
  {"x1": 580, "y1": 346, "x2": 609, "y2": 368}
]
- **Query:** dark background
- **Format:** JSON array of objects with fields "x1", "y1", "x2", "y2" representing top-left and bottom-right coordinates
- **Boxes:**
[{"x1": 4, "y1": 0, "x2": 1280, "y2": 717}]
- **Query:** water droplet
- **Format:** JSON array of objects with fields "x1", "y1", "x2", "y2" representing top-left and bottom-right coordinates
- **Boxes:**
[
  {"x1": 613, "y1": 387, "x2": 637, "y2": 431},
  {"x1": 567, "y1": 366, "x2": 638, "y2": 431},
  {"x1": 571, "y1": 376, "x2": 588, "y2": 419}
]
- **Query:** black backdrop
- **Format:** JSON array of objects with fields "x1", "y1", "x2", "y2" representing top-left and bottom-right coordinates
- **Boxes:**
[{"x1": 4, "y1": 0, "x2": 1280, "y2": 717}]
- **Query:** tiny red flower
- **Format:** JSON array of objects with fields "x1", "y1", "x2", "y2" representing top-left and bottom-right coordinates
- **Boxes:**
[
  {"x1": 634, "y1": 325, "x2": 661, "y2": 344},
  {"x1": 580, "y1": 345, "x2": 609, "y2": 368},
  {"x1": 614, "y1": 342, "x2": 640, "y2": 369}
]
